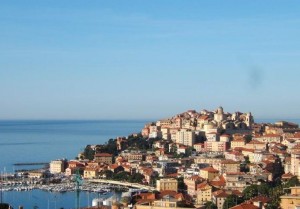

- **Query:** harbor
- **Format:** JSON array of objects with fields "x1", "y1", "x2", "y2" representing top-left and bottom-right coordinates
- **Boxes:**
[
  {"x1": 0, "y1": 177, "x2": 129, "y2": 193},
  {"x1": 2, "y1": 189, "x2": 120, "y2": 209},
  {"x1": 0, "y1": 176, "x2": 130, "y2": 208}
]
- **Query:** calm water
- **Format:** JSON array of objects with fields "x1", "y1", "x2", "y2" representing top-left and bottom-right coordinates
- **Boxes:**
[
  {"x1": 0, "y1": 120, "x2": 147, "y2": 208},
  {"x1": 0, "y1": 120, "x2": 147, "y2": 172},
  {"x1": 3, "y1": 190, "x2": 115, "y2": 209}
]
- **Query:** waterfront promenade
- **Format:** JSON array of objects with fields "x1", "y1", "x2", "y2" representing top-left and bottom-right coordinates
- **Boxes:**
[{"x1": 88, "y1": 179, "x2": 156, "y2": 191}]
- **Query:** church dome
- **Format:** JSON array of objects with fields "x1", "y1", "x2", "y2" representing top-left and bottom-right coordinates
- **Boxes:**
[{"x1": 217, "y1": 106, "x2": 224, "y2": 114}]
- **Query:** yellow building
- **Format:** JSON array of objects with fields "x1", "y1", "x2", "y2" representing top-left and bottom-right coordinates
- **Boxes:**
[
  {"x1": 196, "y1": 182, "x2": 212, "y2": 205},
  {"x1": 200, "y1": 167, "x2": 219, "y2": 181},
  {"x1": 135, "y1": 197, "x2": 195, "y2": 209},
  {"x1": 83, "y1": 166, "x2": 99, "y2": 179},
  {"x1": 219, "y1": 160, "x2": 240, "y2": 174},
  {"x1": 245, "y1": 140, "x2": 266, "y2": 151},
  {"x1": 280, "y1": 186, "x2": 300, "y2": 209},
  {"x1": 193, "y1": 143, "x2": 204, "y2": 152},
  {"x1": 230, "y1": 139, "x2": 245, "y2": 149},
  {"x1": 156, "y1": 178, "x2": 178, "y2": 192}
]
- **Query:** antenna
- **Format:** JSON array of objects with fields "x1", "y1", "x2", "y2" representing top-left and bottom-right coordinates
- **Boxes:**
[
  {"x1": 75, "y1": 169, "x2": 83, "y2": 209},
  {"x1": 0, "y1": 172, "x2": 2, "y2": 204}
]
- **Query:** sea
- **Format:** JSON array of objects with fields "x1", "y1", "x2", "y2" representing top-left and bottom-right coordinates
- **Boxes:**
[
  {"x1": 0, "y1": 118, "x2": 300, "y2": 208},
  {"x1": 0, "y1": 120, "x2": 148, "y2": 209}
]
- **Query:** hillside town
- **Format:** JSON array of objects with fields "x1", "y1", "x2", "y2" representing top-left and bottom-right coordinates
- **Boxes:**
[{"x1": 23, "y1": 107, "x2": 300, "y2": 209}]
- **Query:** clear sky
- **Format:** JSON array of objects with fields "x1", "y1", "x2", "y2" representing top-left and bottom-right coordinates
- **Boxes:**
[{"x1": 0, "y1": 0, "x2": 300, "y2": 120}]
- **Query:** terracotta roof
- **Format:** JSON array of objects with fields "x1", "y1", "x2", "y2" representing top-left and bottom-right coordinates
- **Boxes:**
[
  {"x1": 199, "y1": 115, "x2": 209, "y2": 120},
  {"x1": 230, "y1": 202, "x2": 259, "y2": 209},
  {"x1": 174, "y1": 193, "x2": 185, "y2": 200},
  {"x1": 166, "y1": 173, "x2": 179, "y2": 178},
  {"x1": 250, "y1": 195, "x2": 271, "y2": 204},
  {"x1": 220, "y1": 160, "x2": 240, "y2": 164},
  {"x1": 159, "y1": 190, "x2": 177, "y2": 198},
  {"x1": 109, "y1": 164, "x2": 121, "y2": 169},
  {"x1": 282, "y1": 172, "x2": 296, "y2": 179},
  {"x1": 137, "y1": 193, "x2": 156, "y2": 200},
  {"x1": 247, "y1": 140, "x2": 265, "y2": 144},
  {"x1": 189, "y1": 175, "x2": 202, "y2": 181},
  {"x1": 201, "y1": 166, "x2": 219, "y2": 173},
  {"x1": 94, "y1": 153, "x2": 113, "y2": 157},
  {"x1": 210, "y1": 175, "x2": 226, "y2": 188},
  {"x1": 213, "y1": 190, "x2": 228, "y2": 198},
  {"x1": 197, "y1": 181, "x2": 210, "y2": 190},
  {"x1": 225, "y1": 172, "x2": 245, "y2": 175}
]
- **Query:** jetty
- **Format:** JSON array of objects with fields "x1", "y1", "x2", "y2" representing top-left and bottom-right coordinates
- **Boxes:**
[{"x1": 13, "y1": 162, "x2": 49, "y2": 166}]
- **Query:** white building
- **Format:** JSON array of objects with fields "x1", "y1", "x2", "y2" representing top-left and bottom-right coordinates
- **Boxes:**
[
  {"x1": 50, "y1": 159, "x2": 66, "y2": 174},
  {"x1": 175, "y1": 129, "x2": 195, "y2": 146}
]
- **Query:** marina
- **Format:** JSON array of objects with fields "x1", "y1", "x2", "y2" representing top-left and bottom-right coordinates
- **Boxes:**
[
  {"x1": 0, "y1": 179, "x2": 128, "y2": 193},
  {"x1": 2, "y1": 189, "x2": 119, "y2": 209},
  {"x1": 0, "y1": 178, "x2": 128, "y2": 208}
]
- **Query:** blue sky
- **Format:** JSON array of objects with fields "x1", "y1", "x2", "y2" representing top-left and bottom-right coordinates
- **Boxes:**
[{"x1": 0, "y1": 0, "x2": 300, "y2": 120}]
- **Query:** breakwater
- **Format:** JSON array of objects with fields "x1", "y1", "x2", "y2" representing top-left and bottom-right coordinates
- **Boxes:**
[{"x1": 13, "y1": 162, "x2": 49, "y2": 166}]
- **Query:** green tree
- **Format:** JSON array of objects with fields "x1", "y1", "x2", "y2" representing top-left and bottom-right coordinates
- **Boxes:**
[
  {"x1": 285, "y1": 176, "x2": 300, "y2": 188},
  {"x1": 244, "y1": 135, "x2": 252, "y2": 143},
  {"x1": 177, "y1": 177, "x2": 187, "y2": 191},
  {"x1": 100, "y1": 170, "x2": 114, "y2": 179},
  {"x1": 204, "y1": 201, "x2": 217, "y2": 209},
  {"x1": 243, "y1": 185, "x2": 259, "y2": 200},
  {"x1": 83, "y1": 145, "x2": 95, "y2": 160},
  {"x1": 258, "y1": 183, "x2": 271, "y2": 196},
  {"x1": 272, "y1": 158, "x2": 284, "y2": 180},
  {"x1": 244, "y1": 156, "x2": 250, "y2": 164},
  {"x1": 128, "y1": 173, "x2": 145, "y2": 184},
  {"x1": 113, "y1": 171, "x2": 130, "y2": 181},
  {"x1": 223, "y1": 194, "x2": 244, "y2": 209},
  {"x1": 243, "y1": 184, "x2": 270, "y2": 200}
]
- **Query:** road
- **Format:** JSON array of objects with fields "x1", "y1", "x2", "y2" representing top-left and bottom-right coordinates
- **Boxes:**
[{"x1": 88, "y1": 179, "x2": 156, "y2": 191}]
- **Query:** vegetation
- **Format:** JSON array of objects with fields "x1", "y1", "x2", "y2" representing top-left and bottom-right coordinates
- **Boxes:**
[
  {"x1": 240, "y1": 177, "x2": 300, "y2": 209},
  {"x1": 244, "y1": 135, "x2": 252, "y2": 143},
  {"x1": 284, "y1": 176, "x2": 300, "y2": 188},
  {"x1": 243, "y1": 183, "x2": 270, "y2": 200},
  {"x1": 99, "y1": 138, "x2": 118, "y2": 155},
  {"x1": 100, "y1": 171, "x2": 145, "y2": 184},
  {"x1": 83, "y1": 145, "x2": 95, "y2": 160},
  {"x1": 223, "y1": 194, "x2": 244, "y2": 209},
  {"x1": 204, "y1": 201, "x2": 217, "y2": 209},
  {"x1": 178, "y1": 176, "x2": 187, "y2": 191}
]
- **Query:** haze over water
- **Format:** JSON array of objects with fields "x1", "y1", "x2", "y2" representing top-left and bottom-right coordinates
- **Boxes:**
[{"x1": 0, "y1": 120, "x2": 147, "y2": 172}]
